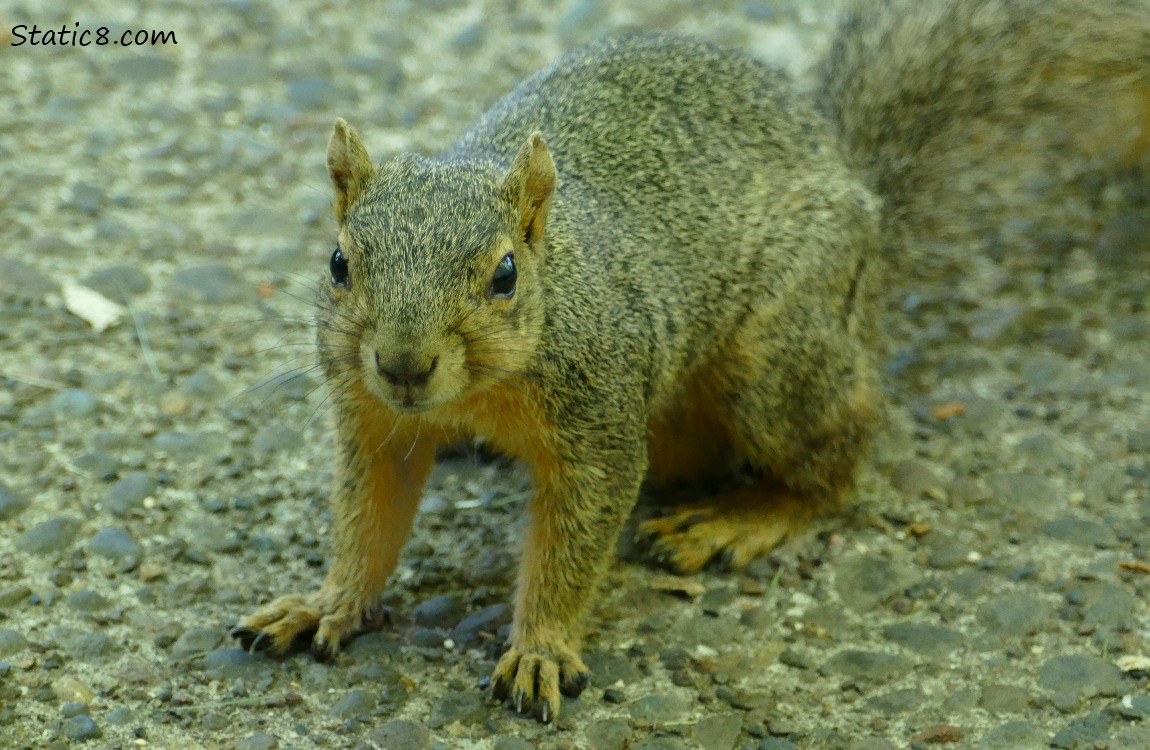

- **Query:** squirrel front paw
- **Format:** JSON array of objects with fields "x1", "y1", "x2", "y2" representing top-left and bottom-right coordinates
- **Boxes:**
[
  {"x1": 231, "y1": 590, "x2": 384, "y2": 659},
  {"x1": 490, "y1": 642, "x2": 590, "y2": 723}
]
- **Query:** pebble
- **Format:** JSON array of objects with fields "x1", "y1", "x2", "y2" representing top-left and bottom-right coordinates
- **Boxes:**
[
  {"x1": 170, "y1": 627, "x2": 223, "y2": 656},
  {"x1": 51, "y1": 389, "x2": 100, "y2": 419},
  {"x1": 1050, "y1": 712, "x2": 1110, "y2": 749},
  {"x1": 202, "y1": 647, "x2": 274, "y2": 678},
  {"x1": 60, "y1": 714, "x2": 101, "y2": 741},
  {"x1": 110, "y1": 56, "x2": 179, "y2": 84},
  {"x1": 412, "y1": 594, "x2": 465, "y2": 629},
  {"x1": 1119, "y1": 694, "x2": 1150, "y2": 720},
  {"x1": 168, "y1": 263, "x2": 249, "y2": 304},
  {"x1": 493, "y1": 739, "x2": 533, "y2": 750},
  {"x1": 834, "y1": 555, "x2": 917, "y2": 611},
  {"x1": 86, "y1": 527, "x2": 142, "y2": 561},
  {"x1": 0, "y1": 482, "x2": 29, "y2": 521},
  {"x1": 331, "y1": 688, "x2": 375, "y2": 718},
  {"x1": 867, "y1": 688, "x2": 921, "y2": 714},
  {"x1": 450, "y1": 603, "x2": 511, "y2": 646},
  {"x1": 1078, "y1": 583, "x2": 1134, "y2": 627},
  {"x1": 82, "y1": 265, "x2": 152, "y2": 302},
  {"x1": 105, "y1": 707, "x2": 132, "y2": 725},
  {"x1": 63, "y1": 182, "x2": 105, "y2": 215},
  {"x1": 979, "y1": 721, "x2": 1045, "y2": 749},
  {"x1": 848, "y1": 739, "x2": 896, "y2": 750},
  {"x1": 66, "y1": 589, "x2": 110, "y2": 613},
  {"x1": 631, "y1": 739, "x2": 688, "y2": 750},
  {"x1": 694, "y1": 712, "x2": 743, "y2": 750},
  {"x1": 976, "y1": 595, "x2": 1050, "y2": 637},
  {"x1": 0, "y1": 629, "x2": 28, "y2": 657},
  {"x1": 103, "y1": 472, "x2": 156, "y2": 515},
  {"x1": 251, "y1": 424, "x2": 301, "y2": 455},
  {"x1": 628, "y1": 693, "x2": 690, "y2": 724},
  {"x1": 151, "y1": 430, "x2": 229, "y2": 460},
  {"x1": 0, "y1": 257, "x2": 59, "y2": 299},
  {"x1": 17, "y1": 516, "x2": 81, "y2": 554},
  {"x1": 1039, "y1": 655, "x2": 1123, "y2": 702},
  {"x1": 979, "y1": 684, "x2": 1031, "y2": 714},
  {"x1": 881, "y1": 622, "x2": 963, "y2": 658},
  {"x1": 427, "y1": 690, "x2": 486, "y2": 729},
  {"x1": 369, "y1": 719, "x2": 430, "y2": 750},
  {"x1": 583, "y1": 651, "x2": 641, "y2": 686},
  {"x1": 71, "y1": 451, "x2": 121, "y2": 480},
  {"x1": 820, "y1": 650, "x2": 912, "y2": 682},
  {"x1": 235, "y1": 733, "x2": 278, "y2": 750},
  {"x1": 985, "y1": 472, "x2": 1057, "y2": 518},
  {"x1": 1041, "y1": 518, "x2": 1118, "y2": 548},
  {"x1": 585, "y1": 718, "x2": 632, "y2": 750}
]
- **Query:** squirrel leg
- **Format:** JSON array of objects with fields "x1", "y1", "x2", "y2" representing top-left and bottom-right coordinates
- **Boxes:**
[
  {"x1": 644, "y1": 301, "x2": 881, "y2": 573},
  {"x1": 491, "y1": 439, "x2": 646, "y2": 723},
  {"x1": 234, "y1": 392, "x2": 435, "y2": 658}
]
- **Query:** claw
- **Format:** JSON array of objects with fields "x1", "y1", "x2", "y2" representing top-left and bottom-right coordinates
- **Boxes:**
[
  {"x1": 248, "y1": 630, "x2": 269, "y2": 654},
  {"x1": 515, "y1": 689, "x2": 526, "y2": 714},
  {"x1": 541, "y1": 698, "x2": 551, "y2": 723}
]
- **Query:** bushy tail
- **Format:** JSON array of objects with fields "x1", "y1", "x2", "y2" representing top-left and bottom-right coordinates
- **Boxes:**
[{"x1": 818, "y1": 0, "x2": 1150, "y2": 249}]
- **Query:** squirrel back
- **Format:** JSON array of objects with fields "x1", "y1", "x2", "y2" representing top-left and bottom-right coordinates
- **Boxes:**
[{"x1": 820, "y1": 0, "x2": 1150, "y2": 251}]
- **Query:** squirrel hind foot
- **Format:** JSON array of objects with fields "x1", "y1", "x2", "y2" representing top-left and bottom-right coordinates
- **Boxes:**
[{"x1": 639, "y1": 485, "x2": 818, "y2": 574}]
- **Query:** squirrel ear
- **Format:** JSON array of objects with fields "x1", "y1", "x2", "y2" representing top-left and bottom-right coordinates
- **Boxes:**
[
  {"x1": 327, "y1": 118, "x2": 375, "y2": 224},
  {"x1": 502, "y1": 132, "x2": 557, "y2": 245}
]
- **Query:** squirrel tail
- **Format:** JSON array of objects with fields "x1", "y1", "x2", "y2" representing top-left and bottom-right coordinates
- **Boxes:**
[{"x1": 818, "y1": 0, "x2": 1150, "y2": 249}]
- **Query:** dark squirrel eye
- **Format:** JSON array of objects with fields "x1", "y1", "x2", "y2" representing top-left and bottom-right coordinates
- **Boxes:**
[
  {"x1": 330, "y1": 245, "x2": 349, "y2": 288},
  {"x1": 490, "y1": 253, "x2": 516, "y2": 298}
]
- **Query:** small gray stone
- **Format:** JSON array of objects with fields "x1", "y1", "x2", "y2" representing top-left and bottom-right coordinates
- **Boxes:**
[
  {"x1": 881, "y1": 623, "x2": 963, "y2": 658},
  {"x1": 82, "y1": 265, "x2": 152, "y2": 302},
  {"x1": 760, "y1": 739, "x2": 797, "y2": 750},
  {"x1": 171, "y1": 627, "x2": 223, "y2": 656},
  {"x1": 1080, "y1": 583, "x2": 1134, "y2": 627},
  {"x1": 1039, "y1": 655, "x2": 1123, "y2": 701},
  {"x1": 977, "y1": 595, "x2": 1050, "y2": 638},
  {"x1": 87, "y1": 528, "x2": 142, "y2": 561},
  {"x1": 427, "y1": 690, "x2": 486, "y2": 729},
  {"x1": 0, "y1": 257, "x2": 58, "y2": 299},
  {"x1": 557, "y1": 0, "x2": 606, "y2": 45},
  {"x1": 61, "y1": 702, "x2": 88, "y2": 718},
  {"x1": 629, "y1": 693, "x2": 690, "y2": 724},
  {"x1": 583, "y1": 651, "x2": 641, "y2": 685},
  {"x1": 180, "y1": 370, "x2": 225, "y2": 400},
  {"x1": 412, "y1": 594, "x2": 465, "y2": 629},
  {"x1": 821, "y1": 650, "x2": 912, "y2": 682},
  {"x1": 17, "y1": 516, "x2": 81, "y2": 554},
  {"x1": 235, "y1": 733, "x2": 277, "y2": 750},
  {"x1": 51, "y1": 389, "x2": 99, "y2": 419},
  {"x1": 151, "y1": 430, "x2": 229, "y2": 460},
  {"x1": 1119, "y1": 695, "x2": 1150, "y2": 720},
  {"x1": 867, "y1": 688, "x2": 921, "y2": 714},
  {"x1": 986, "y1": 472, "x2": 1058, "y2": 518},
  {"x1": 369, "y1": 719, "x2": 431, "y2": 750},
  {"x1": 103, "y1": 472, "x2": 156, "y2": 515},
  {"x1": 61, "y1": 714, "x2": 101, "y2": 741},
  {"x1": 1050, "y1": 712, "x2": 1110, "y2": 749},
  {"x1": 980, "y1": 684, "x2": 1030, "y2": 714},
  {"x1": 106, "y1": 707, "x2": 132, "y2": 725},
  {"x1": 694, "y1": 712, "x2": 742, "y2": 750},
  {"x1": 1041, "y1": 518, "x2": 1118, "y2": 548},
  {"x1": 890, "y1": 459, "x2": 942, "y2": 497},
  {"x1": 834, "y1": 555, "x2": 917, "y2": 611},
  {"x1": 64, "y1": 183, "x2": 105, "y2": 214},
  {"x1": 71, "y1": 451, "x2": 121, "y2": 480},
  {"x1": 0, "y1": 629, "x2": 28, "y2": 657},
  {"x1": 979, "y1": 721, "x2": 1045, "y2": 749},
  {"x1": 493, "y1": 739, "x2": 533, "y2": 750},
  {"x1": 847, "y1": 739, "x2": 897, "y2": 750},
  {"x1": 585, "y1": 718, "x2": 632, "y2": 750},
  {"x1": 67, "y1": 589, "x2": 110, "y2": 613},
  {"x1": 169, "y1": 263, "x2": 248, "y2": 304},
  {"x1": 0, "y1": 482, "x2": 29, "y2": 521},
  {"x1": 331, "y1": 688, "x2": 375, "y2": 718},
  {"x1": 203, "y1": 647, "x2": 274, "y2": 677},
  {"x1": 451, "y1": 603, "x2": 511, "y2": 646}
]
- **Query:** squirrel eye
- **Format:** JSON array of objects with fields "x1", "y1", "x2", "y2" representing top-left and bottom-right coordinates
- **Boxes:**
[
  {"x1": 490, "y1": 253, "x2": 516, "y2": 298},
  {"x1": 330, "y1": 245, "x2": 349, "y2": 288}
]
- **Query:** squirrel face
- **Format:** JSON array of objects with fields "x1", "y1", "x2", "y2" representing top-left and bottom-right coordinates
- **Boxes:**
[{"x1": 317, "y1": 119, "x2": 557, "y2": 415}]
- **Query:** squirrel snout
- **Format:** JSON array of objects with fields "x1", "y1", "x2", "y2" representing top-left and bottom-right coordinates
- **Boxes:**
[{"x1": 374, "y1": 351, "x2": 439, "y2": 389}]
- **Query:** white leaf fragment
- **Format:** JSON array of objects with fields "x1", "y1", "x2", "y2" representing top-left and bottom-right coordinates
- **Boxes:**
[{"x1": 62, "y1": 281, "x2": 125, "y2": 332}]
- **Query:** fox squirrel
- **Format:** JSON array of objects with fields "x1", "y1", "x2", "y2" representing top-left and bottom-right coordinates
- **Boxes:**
[{"x1": 232, "y1": 0, "x2": 1150, "y2": 722}]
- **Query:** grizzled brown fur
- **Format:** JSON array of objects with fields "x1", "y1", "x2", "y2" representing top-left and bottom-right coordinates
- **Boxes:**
[{"x1": 234, "y1": 0, "x2": 1150, "y2": 723}]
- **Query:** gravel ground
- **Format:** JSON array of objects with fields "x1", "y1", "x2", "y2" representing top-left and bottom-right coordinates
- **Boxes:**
[{"x1": 2, "y1": 0, "x2": 1149, "y2": 748}]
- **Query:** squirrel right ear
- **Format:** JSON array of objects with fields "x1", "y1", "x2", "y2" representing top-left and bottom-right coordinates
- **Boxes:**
[
  {"x1": 502, "y1": 132, "x2": 557, "y2": 246},
  {"x1": 327, "y1": 118, "x2": 375, "y2": 224}
]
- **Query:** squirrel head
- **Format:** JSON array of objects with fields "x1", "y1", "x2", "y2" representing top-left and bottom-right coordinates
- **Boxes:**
[{"x1": 317, "y1": 118, "x2": 556, "y2": 414}]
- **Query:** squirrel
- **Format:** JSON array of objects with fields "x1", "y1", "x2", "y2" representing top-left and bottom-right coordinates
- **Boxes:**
[{"x1": 232, "y1": 0, "x2": 1150, "y2": 723}]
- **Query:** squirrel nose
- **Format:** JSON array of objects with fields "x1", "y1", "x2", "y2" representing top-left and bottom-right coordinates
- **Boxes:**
[{"x1": 375, "y1": 351, "x2": 438, "y2": 388}]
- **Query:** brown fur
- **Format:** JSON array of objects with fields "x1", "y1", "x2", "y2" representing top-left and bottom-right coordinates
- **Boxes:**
[{"x1": 234, "y1": 1, "x2": 1150, "y2": 723}]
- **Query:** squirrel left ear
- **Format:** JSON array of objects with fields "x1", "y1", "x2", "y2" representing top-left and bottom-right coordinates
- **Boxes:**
[
  {"x1": 502, "y1": 132, "x2": 557, "y2": 246},
  {"x1": 327, "y1": 118, "x2": 375, "y2": 224}
]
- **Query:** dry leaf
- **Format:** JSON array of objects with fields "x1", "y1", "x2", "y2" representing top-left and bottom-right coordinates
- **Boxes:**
[
  {"x1": 651, "y1": 574, "x2": 706, "y2": 598},
  {"x1": 932, "y1": 401, "x2": 966, "y2": 420},
  {"x1": 62, "y1": 281, "x2": 125, "y2": 332}
]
